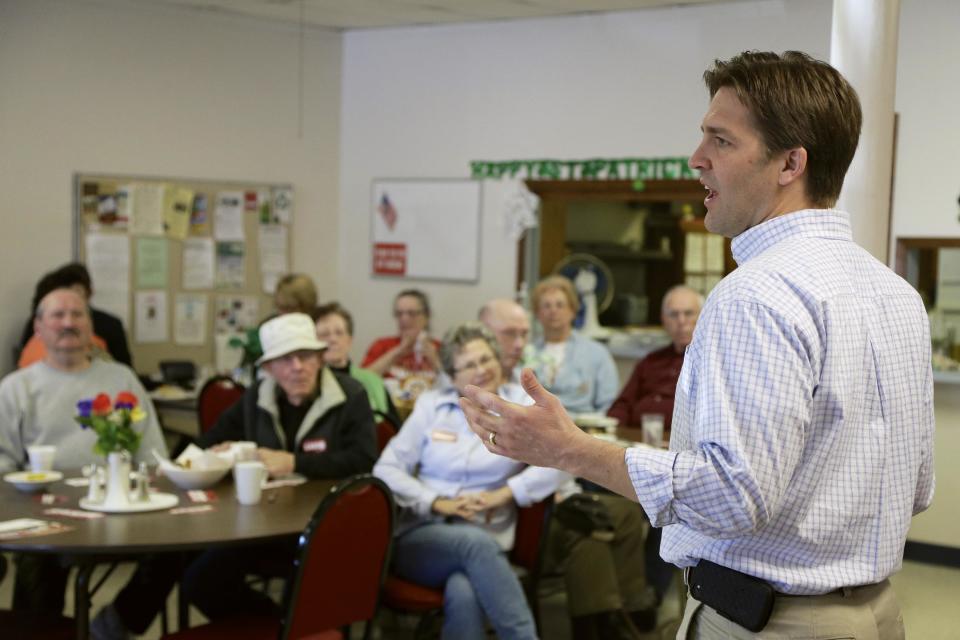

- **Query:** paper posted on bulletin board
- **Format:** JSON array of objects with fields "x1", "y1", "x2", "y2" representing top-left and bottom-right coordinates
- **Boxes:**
[{"x1": 370, "y1": 179, "x2": 481, "y2": 282}]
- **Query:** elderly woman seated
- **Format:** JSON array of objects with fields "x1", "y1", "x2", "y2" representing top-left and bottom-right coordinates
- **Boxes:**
[
  {"x1": 315, "y1": 301, "x2": 397, "y2": 423},
  {"x1": 374, "y1": 322, "x2": 567, "y2": 640},
  {"x1": 528, "y1": 275, "x2": 618, "y2": 415},
  {"x1": 362, "y1": 289, "x2": 442, "y2": 409}
]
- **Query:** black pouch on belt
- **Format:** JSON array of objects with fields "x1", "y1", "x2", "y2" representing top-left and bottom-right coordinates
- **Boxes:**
[{"x1": 688, "y1": 560, "x2": 775, "y2": 632}]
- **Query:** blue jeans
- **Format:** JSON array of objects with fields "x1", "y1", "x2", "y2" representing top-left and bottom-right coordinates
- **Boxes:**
[{"x1": 392, "y1": 522, "x2": 537, "y2": 640}]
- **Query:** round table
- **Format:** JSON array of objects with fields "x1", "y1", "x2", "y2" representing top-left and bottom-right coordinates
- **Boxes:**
[{"x1": 0, "y1": 471, "x2": 338, "y2": 639}]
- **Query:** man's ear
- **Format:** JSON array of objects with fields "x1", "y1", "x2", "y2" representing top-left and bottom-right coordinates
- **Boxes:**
[{"x1": 778, "y1": 147, "x2": 807, "y2": 187}]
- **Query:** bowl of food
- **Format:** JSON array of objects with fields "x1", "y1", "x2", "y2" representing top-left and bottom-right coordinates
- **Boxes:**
[
  {"x1": 4, "y1": 470, "x2": 64, "y2": 493},
  {"x1": 159, "y1": 453, "x2": 231, "y2": 490}
]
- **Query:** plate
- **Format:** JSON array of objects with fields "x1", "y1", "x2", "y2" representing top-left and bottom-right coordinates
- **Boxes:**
[
  {"x1": 79, "y1": 492, "x2": 179, "y2": 513},
  {"x1": 4, "y1": 470, "x2": 64, "y2": 493},
  {"x1": 573, "y1": 413, "x2": 619, "y2": 432}
]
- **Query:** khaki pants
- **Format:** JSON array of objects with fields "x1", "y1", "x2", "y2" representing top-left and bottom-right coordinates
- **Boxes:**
[
  {"x1": 545, "y1": 493, "x2": 657, "y2": 616},
  {"x1": 676, "y1": 578, "x2": 904, "y2": 639}
]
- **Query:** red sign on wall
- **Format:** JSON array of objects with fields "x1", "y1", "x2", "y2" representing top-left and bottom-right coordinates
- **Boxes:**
[{"x1": 373, "y1": 243, "x2": 407, "y2": 276}]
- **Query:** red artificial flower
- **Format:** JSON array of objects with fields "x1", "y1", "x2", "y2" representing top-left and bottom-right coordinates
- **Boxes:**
[
  {"x1": 115, "y1": 391, "x2": 138, "y2": 409},
  {"x1": 91, "y1": 393, "x2": 112, "y2": 416}
]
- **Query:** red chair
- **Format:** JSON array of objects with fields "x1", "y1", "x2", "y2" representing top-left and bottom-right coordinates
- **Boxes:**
[
  {"x1": 376, "y1": 421, "x2": 398, "y2": 455},
  {"x1": 197, "y1": 376, "x2": 246, "y2": 433},
  {"x1": 510, "y1": 494, "x2": 555, "y2": 631},
  {"x1": 162, "y1": 474, "x2": 395, "y2": 640},
  {"x1": 382, "y1": 494, "x2": 555, "y2": 637},
  {"x1": 374, "y1": 411, "x2": 400, "y2": 454}
]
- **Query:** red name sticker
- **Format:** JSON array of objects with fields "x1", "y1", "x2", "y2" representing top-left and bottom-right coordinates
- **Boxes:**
[
  {"x1": 302, "y1": 438, "x2": 327, "y2": 453},
  {"x1": 373, "y1": 243, "x2": 407, "y2": 276}
]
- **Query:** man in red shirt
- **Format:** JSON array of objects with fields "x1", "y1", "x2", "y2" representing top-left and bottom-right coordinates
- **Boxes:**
[
  {"x1": 607, "y1": 285, "x2": 703, "y2": 441},
  {"x1": 606, "y1": 284, "x2": 703, "y2": 611}
]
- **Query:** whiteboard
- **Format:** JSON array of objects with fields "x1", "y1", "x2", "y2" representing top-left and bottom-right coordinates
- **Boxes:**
[{"x1": 370, "y1": 179, "x2": 481, "y2": 282}]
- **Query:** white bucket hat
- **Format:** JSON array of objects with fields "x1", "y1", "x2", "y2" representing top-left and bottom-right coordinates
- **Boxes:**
[{"x1": 256, "y1": 313, "x2": 327, "y2": 365}]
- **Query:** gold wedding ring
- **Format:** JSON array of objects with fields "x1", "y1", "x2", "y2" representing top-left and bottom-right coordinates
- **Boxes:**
[{"x1": 488, "y1": 431, "x2": 498, "y2": 446}]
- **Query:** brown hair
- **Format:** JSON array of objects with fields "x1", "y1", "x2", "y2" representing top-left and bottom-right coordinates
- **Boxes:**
[
  {"x1": 703, "y1": 50, "x2": 862, "y2": 208},
  {"x1": 314, "y1": 302, "x2": 354, "y2": 336},
  {"x1": 394, "y1": 289, "x2": 432, "y2": 330},
  {"x1": 532, "y1": 275, "x2": 580, "y2": 315},
  {"x1": 274, "y1": 273, "x2": 318, "y2": 313}
]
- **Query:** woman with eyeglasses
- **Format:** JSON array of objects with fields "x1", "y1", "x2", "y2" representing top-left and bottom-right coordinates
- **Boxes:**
[
  {"x1": 374, "y1": 322, "x2": 567, "y2": 640},
  {"x1": 362, "y1": 289, "x2": 441, "y2": 380}
]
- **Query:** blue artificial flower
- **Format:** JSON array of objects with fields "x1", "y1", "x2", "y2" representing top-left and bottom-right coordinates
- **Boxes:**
[{"x1": 77, "y1": 399, "x2": 93, "y2": 418}]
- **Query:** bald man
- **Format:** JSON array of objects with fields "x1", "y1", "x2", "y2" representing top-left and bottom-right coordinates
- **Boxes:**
[
  {"x1": 607, "y1": 285, "x2": 703, "y2": 440},
  {"x1": 478, "y1": 298, "x2": 531, "y2": 377}
]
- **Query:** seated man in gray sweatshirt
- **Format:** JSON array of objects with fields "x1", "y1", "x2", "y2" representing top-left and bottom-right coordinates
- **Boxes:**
[{"x1": 0, "y1": 287, "x2": 168, "y2": 619}]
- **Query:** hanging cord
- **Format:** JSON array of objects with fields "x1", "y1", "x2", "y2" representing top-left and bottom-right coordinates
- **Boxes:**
[{"x1": 298, "y1": 0, "x2": 304, "y2": 140}]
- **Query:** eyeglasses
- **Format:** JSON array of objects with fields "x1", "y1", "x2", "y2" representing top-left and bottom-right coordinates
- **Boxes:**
[
  {"x1": 393, "y1": 309, "x2": 424, "y2": 318},
  {"x1": 454, "y1": 354, "x2": 498, "y2": 375},
  {"x1": 664, "y1": 309, "x2": 699, "y2": 320},
  {"x1": 316, "y1": 328, "x2": 349, "y2": 339},
  {"x1": 497, "y1": 328, "x2": 529, "y2": 341}
]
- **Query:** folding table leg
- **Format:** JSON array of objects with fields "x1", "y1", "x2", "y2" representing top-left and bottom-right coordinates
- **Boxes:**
[{"x1": 74, "y1": 561, "x2": 95, "y2": 640}]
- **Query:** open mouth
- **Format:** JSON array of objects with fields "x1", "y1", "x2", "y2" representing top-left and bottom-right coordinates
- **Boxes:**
[{"x1": 703, "y1": 183, "x2": 718, "y2": 204}]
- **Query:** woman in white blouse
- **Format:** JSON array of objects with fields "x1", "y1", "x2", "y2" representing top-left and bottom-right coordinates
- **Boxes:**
[{"x1": 374, "y1": 322, "x2": 566, "y2": 640}]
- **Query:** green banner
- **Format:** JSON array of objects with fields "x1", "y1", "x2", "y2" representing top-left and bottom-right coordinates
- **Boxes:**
[{"x1": 469, "y1": 157, "x2": 696, "y2": 182}]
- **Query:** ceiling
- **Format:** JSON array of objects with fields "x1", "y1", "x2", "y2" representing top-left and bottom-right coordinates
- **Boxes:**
[{"x1": 129, "y1": 0, "x2": 734, "y2": 31}]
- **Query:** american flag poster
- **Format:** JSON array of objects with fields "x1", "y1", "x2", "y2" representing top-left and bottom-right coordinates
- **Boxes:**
[{"x1": 370, "y1": 179, "x2": 481, "y2": 282}]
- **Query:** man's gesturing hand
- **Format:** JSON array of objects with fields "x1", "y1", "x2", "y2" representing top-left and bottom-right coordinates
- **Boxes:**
[{"x1": 458, "y1": 367, "x2": 589, "y2": 470}]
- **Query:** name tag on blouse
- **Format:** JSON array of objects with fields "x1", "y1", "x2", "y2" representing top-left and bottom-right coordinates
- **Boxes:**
[
  {"x1": 302, "y1": 438, "x2": 327, "y2": 453},
  {"x1": 431, "y1": 430, "x2": 458, "y2": 442}
]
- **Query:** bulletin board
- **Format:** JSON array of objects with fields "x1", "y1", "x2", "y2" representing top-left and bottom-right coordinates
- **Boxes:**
[
  {"x1": 370, "y1": 178, "x2": 482, "y2": 282},
  {"x1": 73, "y1": 173, "x2": 293, "y2": 376}
]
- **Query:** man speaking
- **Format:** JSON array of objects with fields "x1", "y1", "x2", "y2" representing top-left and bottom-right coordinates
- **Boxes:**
[{"x1": 460, "y1": 51, "x2": 934, "y2": 638}]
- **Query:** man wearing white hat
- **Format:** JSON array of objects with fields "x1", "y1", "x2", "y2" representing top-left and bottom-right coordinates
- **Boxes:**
[
  {"x1": 92, "y1": 313, "x2": 378, "y2": 638},
  {"x1": 183, "y1": 312, "x2": 377, "y2": 620},
  {"x1": 195, "y1": 312, "x2": 378, "y2": 479}
]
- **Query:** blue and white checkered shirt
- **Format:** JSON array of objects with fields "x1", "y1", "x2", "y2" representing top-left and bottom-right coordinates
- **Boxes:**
[{"x1": 626, "y1": 209, "x2": 935, "y2": 594}]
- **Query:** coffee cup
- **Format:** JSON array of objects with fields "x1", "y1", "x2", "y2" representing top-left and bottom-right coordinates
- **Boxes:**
[
  {"x1": 234, "y1": 461, "x2": 267, "y2": 505},
  {"x1": 27, "y1": 445, "x2": 57, "y2": 472},
  {"x1": 641, "y1": 414, "x2": 665, "y2": 449},
  {"x1": 232, "y1": 441, "x2": 258, "y2": 463}
]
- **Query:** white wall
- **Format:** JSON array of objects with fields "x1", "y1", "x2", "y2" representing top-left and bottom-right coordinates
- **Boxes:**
[
  {"x1": 891, "y1": 0, "x2": 960, "y2": 242},
  {"x1": 908, "y1": 382, "x2": 960, "y2": 547},
  {"x1": 0, "y1": 0, "x2": 342, "y2": 375},
  {"x1": 338, "y1": 0, "x2": 833, "y2": 354},
  {"x1": 893, "y1": 0, "x2": 960, "y2": 547}
]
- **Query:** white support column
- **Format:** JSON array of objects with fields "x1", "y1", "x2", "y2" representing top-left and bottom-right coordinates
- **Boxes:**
[{"x1": 830, "y1": 0, "x2": 901, "y2": 263}]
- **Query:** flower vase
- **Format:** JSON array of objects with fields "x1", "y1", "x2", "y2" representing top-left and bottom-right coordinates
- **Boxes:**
[{"x1": 102, "y1": 451, "x2": 132, "y2": 510}]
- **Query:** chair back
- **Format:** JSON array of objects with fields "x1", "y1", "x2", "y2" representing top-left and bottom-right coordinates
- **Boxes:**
[
  {"x1": 375, "y1": 420, "x2": 398, "y2": 454},
  {"x1": 509, "y1": 494, "x2": 554, "y2": 633},
  {"x1": 281, "y1": 474, "x2": 395, "y2": 640},
  {"x1": 510, "y1": 494, "x2": 554, "y2": 573},
  {"x1": 197, "y1": 376, "x2": 246, "y2": 433}
]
